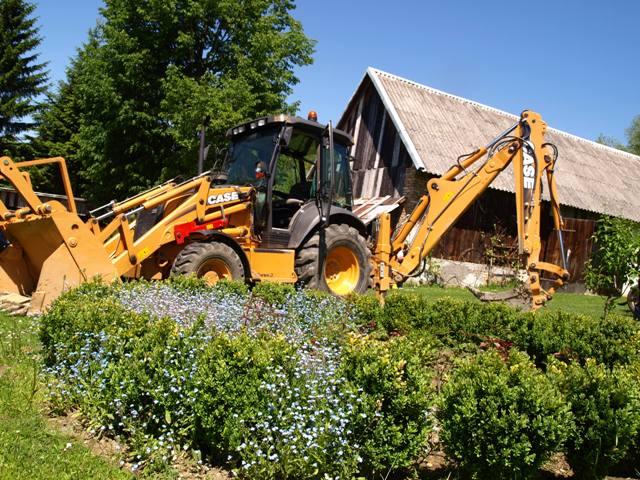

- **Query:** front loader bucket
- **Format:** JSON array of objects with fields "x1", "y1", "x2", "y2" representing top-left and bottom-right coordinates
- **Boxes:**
[{"x1": 0, "y1": 205, "x2": 118, "y2": 314}]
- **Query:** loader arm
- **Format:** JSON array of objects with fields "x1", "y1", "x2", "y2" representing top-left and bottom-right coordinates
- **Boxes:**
[
  {"x1": 373, "y1": 110, "x2": 570, "y2": 310},
  {"x1": 88, "y1": 173, "x2": 253, "y2": 277}
]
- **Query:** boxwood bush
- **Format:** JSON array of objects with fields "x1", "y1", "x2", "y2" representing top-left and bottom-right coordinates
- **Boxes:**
[
  {"x1": 438, "y1": 350, "x2": 572, "y2": 479},
  {"x1": 548, "y1": 359, "x2": 640, "y2": 479},
  {"x1": 360, "y1": 294, "x2": 640, "y2": 368},
  {"x1": 525, "y1": 311, "x2": 640, "y2": 367},
  {"x1": 337, "y1": 332, "x2": 437, "y2": 476}
]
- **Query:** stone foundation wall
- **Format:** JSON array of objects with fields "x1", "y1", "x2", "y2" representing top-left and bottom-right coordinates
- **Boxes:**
[
  {"x1": 404, "y1": 258, "x2": 586, "y2": 293},
  {"x1": 404, "y1": 258, "x2": 526, "y2": 288}
]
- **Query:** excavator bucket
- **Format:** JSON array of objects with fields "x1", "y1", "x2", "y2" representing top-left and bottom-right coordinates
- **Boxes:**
[
  {"x1": 467, "y1": 285, "x2": 533, "y2": 311},
  {"x1": 0, "y1": 156, "x2": 118, "y2": 315}
]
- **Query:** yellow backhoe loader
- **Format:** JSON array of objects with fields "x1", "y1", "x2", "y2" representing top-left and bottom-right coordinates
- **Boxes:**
[{"x1": 0, "y1": 110, "x2": 569, "y2": 314}]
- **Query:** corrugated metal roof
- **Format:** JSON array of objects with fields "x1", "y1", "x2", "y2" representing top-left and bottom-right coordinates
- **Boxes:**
[{"x1": 364, "y1": 67, "x2": 640, "y2": 222}]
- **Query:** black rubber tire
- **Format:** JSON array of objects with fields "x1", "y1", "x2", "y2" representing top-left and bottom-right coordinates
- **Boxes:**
[
  {"x1": 171, "y1": 241, "x2": 245, "y2": 282},
  {"x1": 295, "y1": 224, "x2": 371, "y2": 296}
]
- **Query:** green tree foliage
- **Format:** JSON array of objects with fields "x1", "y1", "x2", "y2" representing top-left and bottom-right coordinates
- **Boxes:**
[
  {"x1": 0, "y1": 0, "x2": 48, "y2": 157},
  {"x1": 584, "y1": 215, "x2": 640, "y2": 315},
  {"x1": 38, "y1": 0, "x2": 314, "y2": 203},
  {"x1": 597, "y1": 115, "x2": 640, "y2": 156},
  {"x1": 626, "y1": 115, "x2": 640, "y2": 156}
]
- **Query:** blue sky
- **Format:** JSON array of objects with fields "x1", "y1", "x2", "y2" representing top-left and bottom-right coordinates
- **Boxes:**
[{"x1": 35, "y1": 0, "x2": 639, "y2": 143}]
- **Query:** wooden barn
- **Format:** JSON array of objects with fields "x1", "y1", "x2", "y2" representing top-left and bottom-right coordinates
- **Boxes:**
[{"x1": 339, "y1": 68, "x2": 640, "y2": 286}]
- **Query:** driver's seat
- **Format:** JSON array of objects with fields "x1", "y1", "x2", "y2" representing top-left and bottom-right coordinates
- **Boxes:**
[{"x1": 289, "y1": 181, "x2": 311, "y2": 200}]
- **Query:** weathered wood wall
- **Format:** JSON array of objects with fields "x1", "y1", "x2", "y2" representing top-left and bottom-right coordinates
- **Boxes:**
[
  {"x1": 340, "y1": 77, "x2": 411, "y2": 199},
  {"x1": 339, "y1": 77, "x2": 596, "y2": 284},
  {"x1": 424, "y1": 186, "x2": 596, "y2": 283}
]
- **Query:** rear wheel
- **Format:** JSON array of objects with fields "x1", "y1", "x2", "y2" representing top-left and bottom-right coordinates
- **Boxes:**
[
  {"x1": 171, "y1": 241, "x2": 245, "y2": 285},
  {"x1": 295, "y1": 224, "x2": 371, "y2": 296}
]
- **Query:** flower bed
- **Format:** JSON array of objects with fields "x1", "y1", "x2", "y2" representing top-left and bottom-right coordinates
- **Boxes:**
[
  {"x1": 40, "y1": 280, "x2": 640, "y2": 479},
  {"x1": 41, "y1": 279, "x2": 434, "y2": 478}
]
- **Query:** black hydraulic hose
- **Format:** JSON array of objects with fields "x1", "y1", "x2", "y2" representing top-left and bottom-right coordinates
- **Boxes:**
[{"x1": 542, "y1": 142, "x2": 568, "y2": 271}]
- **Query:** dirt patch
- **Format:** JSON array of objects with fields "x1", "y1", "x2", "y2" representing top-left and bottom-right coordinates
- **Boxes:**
[
  {"x1": 417, "y1": 450, "x2": 638, "y2": 480},
  {"x1": 48, "y1": 413, "x2": 125, "y2": 467},
  {"x1": 47, "y1": 412, "x2": 232, "y2": 479},
  {"x1": 540, "y1": 453, "x2": 573, "y2": 478}
]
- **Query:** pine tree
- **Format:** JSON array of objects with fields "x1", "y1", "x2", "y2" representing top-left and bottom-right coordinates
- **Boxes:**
[{"x1": 0, "y1": 0, "x2": 48, "y2": 157}]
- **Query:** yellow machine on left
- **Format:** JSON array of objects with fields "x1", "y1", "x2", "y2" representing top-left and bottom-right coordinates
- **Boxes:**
[{"x1": 0, "y1": 154, "x2": 291, "y2": 314}]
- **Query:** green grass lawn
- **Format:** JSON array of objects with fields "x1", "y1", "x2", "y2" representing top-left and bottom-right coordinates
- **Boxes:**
[
  {"x1": 401, "y1": 284, "x2": 633, "y2": 318},
  {"x1": 0, "y1": 313, "x2": 131, "y2": 480}
]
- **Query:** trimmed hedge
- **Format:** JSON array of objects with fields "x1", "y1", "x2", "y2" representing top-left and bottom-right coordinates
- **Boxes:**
[
  {"x1": 548, "y1": 359, "x2": 640, "y2": 479},
  {"x1": 41, "y1": 281, "x2": 640, "y2": 478},
  {"x1": 349, "y1": 293, "x2": 640, "y2": 368},
  {"x1": 438, "y1": 350, "x2": 572, "y2": 479},
  {"x1": 337, "y1": 332, "x2": 436, "y2": 476}
]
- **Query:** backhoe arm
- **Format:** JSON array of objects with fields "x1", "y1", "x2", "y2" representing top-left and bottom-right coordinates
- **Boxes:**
[{"x1": 373, "y1": 110, "x2": 570, "y2": 310}]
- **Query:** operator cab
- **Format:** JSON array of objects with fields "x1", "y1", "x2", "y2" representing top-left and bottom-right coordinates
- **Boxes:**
[{"x1": 221, "y1": 114, "x2": 354, "y2": 247}]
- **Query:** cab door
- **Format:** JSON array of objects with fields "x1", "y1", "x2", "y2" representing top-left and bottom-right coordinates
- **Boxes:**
[{"x1": 261, "y1": 130, "x2": 319, "y2": 248}]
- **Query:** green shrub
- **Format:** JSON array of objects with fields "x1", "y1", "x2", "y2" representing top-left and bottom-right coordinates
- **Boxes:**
[
  {"x1": 40, "y1": 282, "x2": 145, "y2": 365},
  {"x1": 165, "y1": 274, "x2": 212, "y2": 292},
  {"x1": 524, "y1": 311, "x2": 597, "y2": 365},
  {"x1": 345, "y1": 293, "x2": 384, "y2": 332},
  {"x1": 526, "y1": 311, "x2": 640, "y2": 368},
  {"x1": 549, "y1": 359, "x2": 640, "y2": 479},
  {"x1": 211, "y1": 278, "x2": 249, "y2": 297},
  {"x1": 438, "y1": 350, "x2": 572, "y2": 479},
  {"x1": 251, "y1": 281, "x2": 296, "y2": 306},
  {"x1": 43, "y1": 299, "x2": 207, "y2": 467},
  {"x1": 221, "y1": 343, "x2": 367, "y2": 479},
  {"x1": 337, "y1": 332, "x2": 437, "y2": 476},
  {"x1": 379, "y1": 292, "x2": 430, "y2": 333},
  {"x1": 193, "y1": 332, "x2": 298, "y2": 458},
  {"x1": 386, "y1": 296, "x2": 640, "y2": 368},
  {"x1": 430, "y1": 298, "x2": 526, "y2": 345},
  {"x1": 382, "y1": 296, "x2": 526, "y2": 348},
  {"x1": 589, "y1": 314, "x2": 640, "y2": 366},
  {"x1": 620, "y1": 360, "x2": 640, "y2": 473}
]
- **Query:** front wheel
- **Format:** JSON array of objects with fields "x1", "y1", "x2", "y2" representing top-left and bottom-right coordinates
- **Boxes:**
[
  {"x1": 295, "y1": 224, "x2": 371, "y2": 296},
  {"x1": 171, "y1": 241, "x2": 245, "y2": 285}
]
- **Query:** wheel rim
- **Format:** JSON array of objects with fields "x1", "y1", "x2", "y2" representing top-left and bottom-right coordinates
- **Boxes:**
[
  {"x1": 198, "y1": 258, "x2": 233, "y2": 285},
  {"x1": 324, "y1": 245, "x2": 360, "y2": 295}
]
